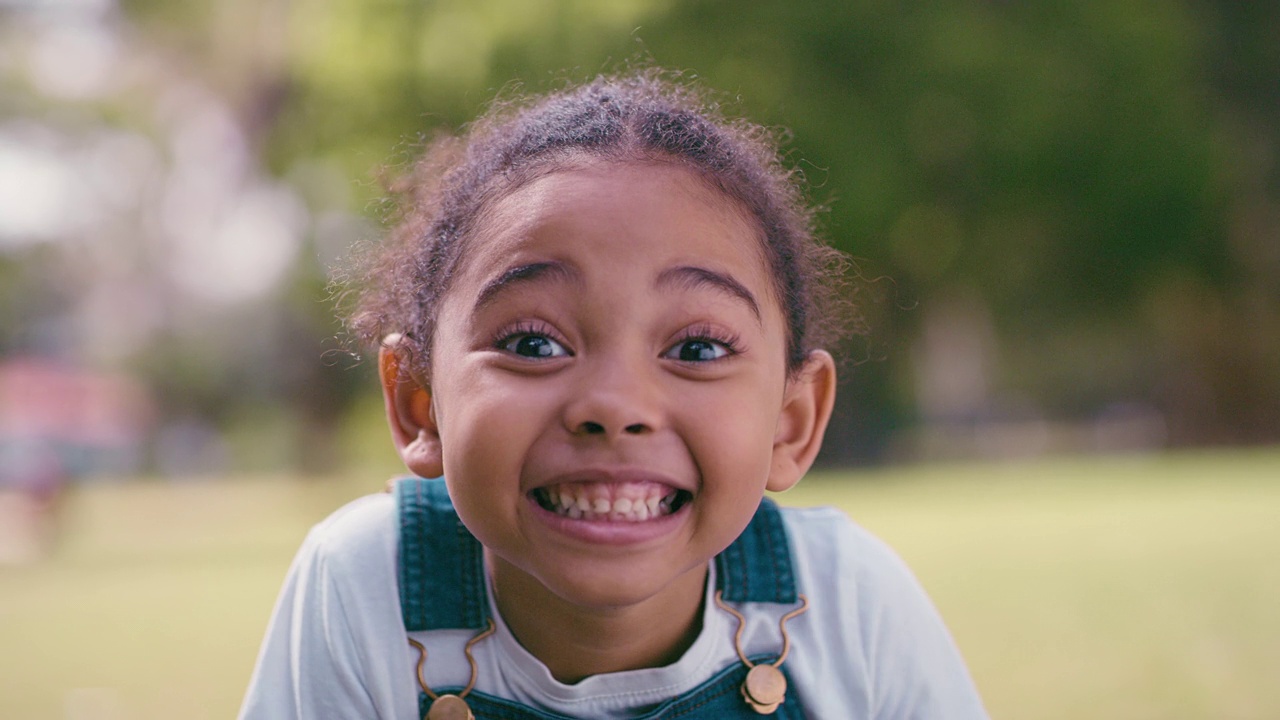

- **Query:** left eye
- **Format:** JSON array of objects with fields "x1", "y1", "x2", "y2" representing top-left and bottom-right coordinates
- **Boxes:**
[
  {"x1": 664, "y1": 339, "x2": 731, "y2": 362},
  {"x1": 503, "y1": 334, "x2": 569, "y2": 358}
]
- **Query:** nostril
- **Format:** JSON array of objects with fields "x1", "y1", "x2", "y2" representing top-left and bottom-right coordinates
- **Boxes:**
[
  {"x1": 582, "y1": 421, "x2": 605, "y2": 434},
  {"x1": 624, "y1": 423, "x2": 647, "y2": 434}
]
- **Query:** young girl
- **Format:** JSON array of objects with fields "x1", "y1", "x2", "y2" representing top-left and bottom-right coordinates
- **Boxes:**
[{"x1": 240, "y1": 70, "x2": 988, "y2": 719}]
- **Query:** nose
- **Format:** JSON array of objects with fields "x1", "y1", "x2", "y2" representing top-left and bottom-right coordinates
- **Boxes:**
[
  {"x1": 562, "y1": 360, "x2": 660, "y2": 438},
  {"x1": 575, "y1": 420, "x2": 649, "y2": 436}
]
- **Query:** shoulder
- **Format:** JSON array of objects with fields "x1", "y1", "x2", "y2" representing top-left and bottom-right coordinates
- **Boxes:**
[
  {"x1": 776, "y1": 503, "x2": 862, "y2": 546},
  {"x1": 776, "y1": 504, "x2": 989, "y2": 718},
  {"x1": 279, "y1": 490, "x2": 406, "y2": 676},
  {"x1": 301, "y1": 491, "x2": 399, "y2": 568},
  {"x1": 778, "y1": 504, "x2": 911, "y2": 590},
  {"x1": 778, "y1": 504, "x2": 942, "y2": 633},
  {"x1": 284, "y1": 491, "x2": 401, "y2": 616},
  {"x1": 239, "y1": 491, "x2": 413, "y2": 719}
]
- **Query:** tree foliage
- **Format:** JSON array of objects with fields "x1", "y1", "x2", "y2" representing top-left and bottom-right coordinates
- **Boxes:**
[{"x1": 64, "y1": 0, "x2": 1280, "y2": 461}]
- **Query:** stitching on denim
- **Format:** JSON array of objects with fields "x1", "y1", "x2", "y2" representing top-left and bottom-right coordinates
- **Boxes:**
[
  {"x1": 766, "y1": 502, "x2": 785, "y2": 602},
  {"x1": 461, "y1": 513, "x2": 487, "y2": 627},
  {"x1": 739, "y1": 511, "x2": 754, "y2": 601},
  {"x1": 761, "y1": 500, "x2": 796, "y2": 604},
  {"x1": 399, "y1": 480, "x2": 423, "y2": 630}
]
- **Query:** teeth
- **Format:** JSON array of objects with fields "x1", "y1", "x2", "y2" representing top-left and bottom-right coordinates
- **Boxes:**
[{"x1": 534, "y1": 484, "x2": 685, "y2": 522}]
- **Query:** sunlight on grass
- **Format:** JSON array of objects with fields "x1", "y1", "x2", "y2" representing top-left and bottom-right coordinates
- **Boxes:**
[
  {"x1": 1, "y1": 449, "x2": 1277, "y2": 719},
  {"x1": 782, "y1": 449, "x2": 1280, "y2": 720}
]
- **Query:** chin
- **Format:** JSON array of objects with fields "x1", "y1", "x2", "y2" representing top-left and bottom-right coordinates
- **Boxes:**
[{"x1": 536, "y1": 561, "x2": 707, "y2": 612}]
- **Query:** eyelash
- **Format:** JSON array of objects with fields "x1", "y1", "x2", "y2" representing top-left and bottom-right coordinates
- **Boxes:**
[
  {"x1": 669, "y1": 324, "x2": 742, "y2": 359},
  {"x1": 494, "y1": 319, "x2": 565, "y2": 348}
]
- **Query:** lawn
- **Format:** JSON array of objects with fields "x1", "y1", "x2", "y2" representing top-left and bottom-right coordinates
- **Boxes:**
[{"x1": 1, "y1": 448, "x2": 1277, "y2": 719}]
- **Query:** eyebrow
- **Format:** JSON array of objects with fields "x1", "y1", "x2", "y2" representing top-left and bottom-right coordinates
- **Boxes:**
[
  {"x1": 474, "y1": 261, "x2": 576, "y2": 310},
  {"x1": 656, "y1": 265, "x2": 761, "y2": 322}
]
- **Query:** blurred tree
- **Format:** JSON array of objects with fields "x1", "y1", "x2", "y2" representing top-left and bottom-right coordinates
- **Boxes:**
[{"x1": 77, "y1": 0, "x2": 1280, "y2": 464}]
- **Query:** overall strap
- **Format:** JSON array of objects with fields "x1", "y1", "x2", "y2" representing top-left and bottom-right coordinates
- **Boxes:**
[
  {"x1": 396, "y1": 479, "x2": 809, "y2": 718},
  {"x1": 714, "y1": 497, "x2": 797, "y2": 604},
  {"x1": 396, "y1": 477, "x2": 491, "y2": 631}
]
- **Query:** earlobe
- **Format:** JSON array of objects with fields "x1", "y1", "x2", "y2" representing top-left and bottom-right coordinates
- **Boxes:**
[
  {"x1": 379, "y1": 337, "x2": 444, "y2": 478},
  {"x1": 766, "y1": 350, "x2": 837, "y2": 493}
]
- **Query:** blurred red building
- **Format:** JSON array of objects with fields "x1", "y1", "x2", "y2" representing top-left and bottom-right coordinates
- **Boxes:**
[
  {"x1": 0, "y1": 357, "x2": 154, "y2": 562},
  {"x1": 0, "y1": 357, "x2": 154, "y2": 486}
]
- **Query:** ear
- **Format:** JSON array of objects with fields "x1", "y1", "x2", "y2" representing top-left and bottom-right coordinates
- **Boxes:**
[
  {"x1": 378, "y1": 336, "x2": 443, "y2": 479},
  {"x1": 766, "y1": 350, "x2": 837, "y2": 493}
]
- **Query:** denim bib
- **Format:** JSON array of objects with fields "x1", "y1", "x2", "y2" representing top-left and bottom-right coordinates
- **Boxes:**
[{"x1": 396, "y1": 477, "x2": 809, "y2": 719}]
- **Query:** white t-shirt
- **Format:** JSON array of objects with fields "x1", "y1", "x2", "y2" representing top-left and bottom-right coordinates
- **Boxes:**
[{"x1": 238, "y1": 493, "x2": 988, "y2": 719}]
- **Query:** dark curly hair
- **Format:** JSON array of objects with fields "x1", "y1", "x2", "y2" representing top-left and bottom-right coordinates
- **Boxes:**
[{"x1": 344, "y1": 69, "x2": 855, "y2": 378}]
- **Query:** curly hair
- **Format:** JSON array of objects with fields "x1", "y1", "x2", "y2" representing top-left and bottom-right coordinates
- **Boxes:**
[{"x1": 344, "y1": 68, "x2": 855, "y2": 378}]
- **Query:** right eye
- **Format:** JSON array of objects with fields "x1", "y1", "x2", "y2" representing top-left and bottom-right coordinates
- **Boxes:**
[{"x1": 499, "y1": 331, "x2": 569, "y2": 359}]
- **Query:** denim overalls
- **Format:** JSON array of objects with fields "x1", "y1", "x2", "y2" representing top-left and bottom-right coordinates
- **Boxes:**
[{"x1": 396, "y1": 478, "x2": 810, "y2": 720}]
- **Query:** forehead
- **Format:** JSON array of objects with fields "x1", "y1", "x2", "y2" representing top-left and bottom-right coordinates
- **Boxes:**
[{"x1": 453, "y1": 161, "x2": 776, "y2": 304}]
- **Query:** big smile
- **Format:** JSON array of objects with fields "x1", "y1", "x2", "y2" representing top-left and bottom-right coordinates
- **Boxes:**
[{"x1": 531, "y1": 482, "x2": 692, "y2": 522}]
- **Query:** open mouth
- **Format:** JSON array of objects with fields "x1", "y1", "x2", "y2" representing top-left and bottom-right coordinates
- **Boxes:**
[{"x1": 531, "y1": 484, "x2": 692, "y2": 522}]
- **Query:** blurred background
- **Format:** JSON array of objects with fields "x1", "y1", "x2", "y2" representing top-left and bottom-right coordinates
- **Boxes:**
[{"x1": 0, "y1": 0, "x2": 1277, "y2": 718}]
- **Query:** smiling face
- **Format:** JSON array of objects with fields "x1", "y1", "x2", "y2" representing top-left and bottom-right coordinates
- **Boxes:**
[{"x1": 383, "y1": 160, "x2": 835, "y2": 626}]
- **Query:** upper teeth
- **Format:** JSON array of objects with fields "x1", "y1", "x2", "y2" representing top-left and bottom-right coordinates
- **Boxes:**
[{"x1": 537, "y1": 484, "x2": 678, "y2": 522}]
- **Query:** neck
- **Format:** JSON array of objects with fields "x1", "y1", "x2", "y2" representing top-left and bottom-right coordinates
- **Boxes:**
[{"x1": 487, "y1": 553, "x2": 708, "y2": 683}]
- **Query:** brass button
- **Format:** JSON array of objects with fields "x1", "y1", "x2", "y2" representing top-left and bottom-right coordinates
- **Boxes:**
[
  {"x1": 426, "y1": 694, "x2": 473, "y2": 720},
  {"x1": 741, "y1": 664, "x2": 787, "y2": 714}
]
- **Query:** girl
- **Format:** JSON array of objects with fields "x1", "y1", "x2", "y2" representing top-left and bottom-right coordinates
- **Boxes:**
[{"x1": 240, "y1": 70, "x2": 988, "y2": 719}]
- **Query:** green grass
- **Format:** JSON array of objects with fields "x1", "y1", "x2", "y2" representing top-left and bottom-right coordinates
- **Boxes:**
[{"x1": 1, "y1": 448, "x2": 1278, "y2": 719}]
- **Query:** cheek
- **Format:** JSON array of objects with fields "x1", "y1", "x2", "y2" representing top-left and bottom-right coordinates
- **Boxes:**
[
  {"x1": 682, "y1": 385, "x2": 781, "y2": 476},
  {"x1": 436, "y1": 375, "x2": 560, "y2": 476}
]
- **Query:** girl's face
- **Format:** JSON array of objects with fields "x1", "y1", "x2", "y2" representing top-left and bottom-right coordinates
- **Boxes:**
[{"x1": 404, "y1": 161, "x2": 829, "y2": 617}]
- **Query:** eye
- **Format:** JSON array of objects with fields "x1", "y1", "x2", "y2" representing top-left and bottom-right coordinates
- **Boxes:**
[
  {"x1": 499, "y1": 330, "x2": 569, "y2": 359},
  {"x1": 663, "y1": 338, "x2": 733, "y2": 362}
]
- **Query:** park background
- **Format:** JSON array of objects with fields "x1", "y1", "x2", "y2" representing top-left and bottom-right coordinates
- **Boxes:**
[{"x1": 1, "y1": 0, "x2": 1277, "y2": 718}]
